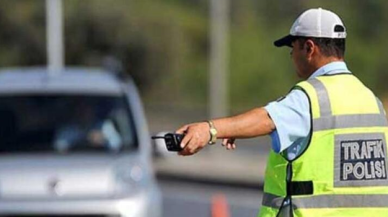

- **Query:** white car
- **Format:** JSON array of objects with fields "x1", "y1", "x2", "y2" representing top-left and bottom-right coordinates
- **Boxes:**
[{"x1": 0, "y1": 68, "x2": 162, "y2": 217}]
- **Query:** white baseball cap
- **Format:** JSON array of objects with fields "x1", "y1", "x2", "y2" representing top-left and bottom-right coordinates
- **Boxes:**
[{"x1": 274, "y1": 8, "x2": 347, "y2": 47}]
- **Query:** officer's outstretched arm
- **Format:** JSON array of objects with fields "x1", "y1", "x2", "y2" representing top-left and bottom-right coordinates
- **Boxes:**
[{"x1": 176, "y1": 107, "x2": 275, "y2": 156}]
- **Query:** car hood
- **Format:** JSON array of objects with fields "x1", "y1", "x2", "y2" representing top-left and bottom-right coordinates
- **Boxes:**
[{"x1": 0, "y1": 154, "x2": 141, "y2": 199}]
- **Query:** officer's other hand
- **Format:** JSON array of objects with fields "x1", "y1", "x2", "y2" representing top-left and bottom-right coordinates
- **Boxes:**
[
  {"x1": 222, "y1": 138, "x2": 236, "y2": 150},
  {"x1": 176, "y1": 122, "x2": 210, "y2": 156}
]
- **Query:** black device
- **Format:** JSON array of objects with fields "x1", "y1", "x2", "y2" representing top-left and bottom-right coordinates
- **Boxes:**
[{"x1": 152, "y1": 133, "x2": 184, "y2": 152}]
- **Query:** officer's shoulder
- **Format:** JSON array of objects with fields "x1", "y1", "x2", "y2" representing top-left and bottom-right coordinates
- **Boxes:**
[{"x1": 276, "y1": 86, "x2": 308, "y2": 103}]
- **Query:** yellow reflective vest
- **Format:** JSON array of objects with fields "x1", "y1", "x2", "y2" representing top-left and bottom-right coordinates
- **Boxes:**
[{"x1": 259, "y1": 74, "x2": 388, "y2": 217}]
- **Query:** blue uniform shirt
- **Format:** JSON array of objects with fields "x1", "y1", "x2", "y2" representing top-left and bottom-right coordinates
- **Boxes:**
[{"x1": 264, "y1": 61, "x2": 351, "y2": 160}]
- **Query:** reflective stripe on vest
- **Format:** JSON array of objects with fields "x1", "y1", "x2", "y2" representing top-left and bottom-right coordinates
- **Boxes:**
[
  {"x1": 308, "y1": 78, "x2": 332, "y2": 117},
  {"x1": 294, "y1": 194, "x2": 388, "y2": 208},
  {"x1": 313, "y1": 114, "x2": 388, "y2": 131},
  {"x1": 262, "y1": 192, "x2": 285, "y2": 209},
  {"x1": 262, "y1": 192, "x2": 388, "y2": 209}
]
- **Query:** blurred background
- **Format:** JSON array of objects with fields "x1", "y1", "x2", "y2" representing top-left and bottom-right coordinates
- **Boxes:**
[
  {"x1": 0, "y1": 0, "x2": 387, "y2": 216},
  {"x1": 3, "y1": 0, "x2": 388, "y2": 112}
]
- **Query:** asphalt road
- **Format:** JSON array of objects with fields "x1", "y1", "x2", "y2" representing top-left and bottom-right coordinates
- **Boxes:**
[{"x1": 159, "y1": 179, "x2": 263, "y2": 217}]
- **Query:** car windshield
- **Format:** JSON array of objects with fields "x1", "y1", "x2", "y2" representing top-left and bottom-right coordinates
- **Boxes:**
[{"x1": 0, "y1": 95, "x2": 138, "y2": 154}]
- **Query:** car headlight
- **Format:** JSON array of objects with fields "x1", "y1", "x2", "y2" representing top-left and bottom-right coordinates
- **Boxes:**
[{"x1": 115, "y1": 164, "x2": 145, "y2": 194}]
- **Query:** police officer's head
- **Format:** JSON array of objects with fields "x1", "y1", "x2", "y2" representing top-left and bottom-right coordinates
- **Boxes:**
[{"x1": 274, "y1": 8, "x2": 346, "y2": 79}]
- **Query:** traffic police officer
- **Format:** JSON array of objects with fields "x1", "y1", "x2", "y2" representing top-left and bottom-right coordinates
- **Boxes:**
[{"x1": 176, "y1": 8, "x2": 388, "y2": 217}]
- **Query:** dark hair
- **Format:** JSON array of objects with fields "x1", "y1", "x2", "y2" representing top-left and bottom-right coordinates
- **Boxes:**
[{"x1": 296, "y1": 37, "x2": 346, "y2": 58}]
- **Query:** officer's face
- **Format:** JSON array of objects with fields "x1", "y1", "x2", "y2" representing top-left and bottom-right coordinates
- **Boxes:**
[{"x1": 291, "y1": 40, "x2": 310, "y2": 79}]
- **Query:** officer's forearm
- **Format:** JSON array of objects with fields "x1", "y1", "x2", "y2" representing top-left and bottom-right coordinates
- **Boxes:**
[{"x1": 212, "y1": 107, "x2": 275, "y2": 139}]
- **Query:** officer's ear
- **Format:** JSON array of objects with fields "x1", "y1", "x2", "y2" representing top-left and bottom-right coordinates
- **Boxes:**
[{"x1": 305, "y1": 39, "x2": 315, "y2": 58}]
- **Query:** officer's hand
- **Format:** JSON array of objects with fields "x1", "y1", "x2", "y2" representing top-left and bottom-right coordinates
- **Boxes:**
[
  {"x1": 222, "y1": 138, "x2": 236, "y2": 150},
  {"x1": 176, "y1": 122, "x2": 210, "y2": 156}
]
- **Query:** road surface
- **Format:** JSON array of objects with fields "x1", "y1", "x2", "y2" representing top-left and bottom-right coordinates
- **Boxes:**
[{"x1": 159, "y1": 178, "x2": 263, "y2": 217}]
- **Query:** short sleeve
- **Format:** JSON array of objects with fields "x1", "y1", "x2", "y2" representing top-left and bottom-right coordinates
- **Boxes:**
[{"x1": 264, "y1": 89, "x2": 311, "y2": 153}]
